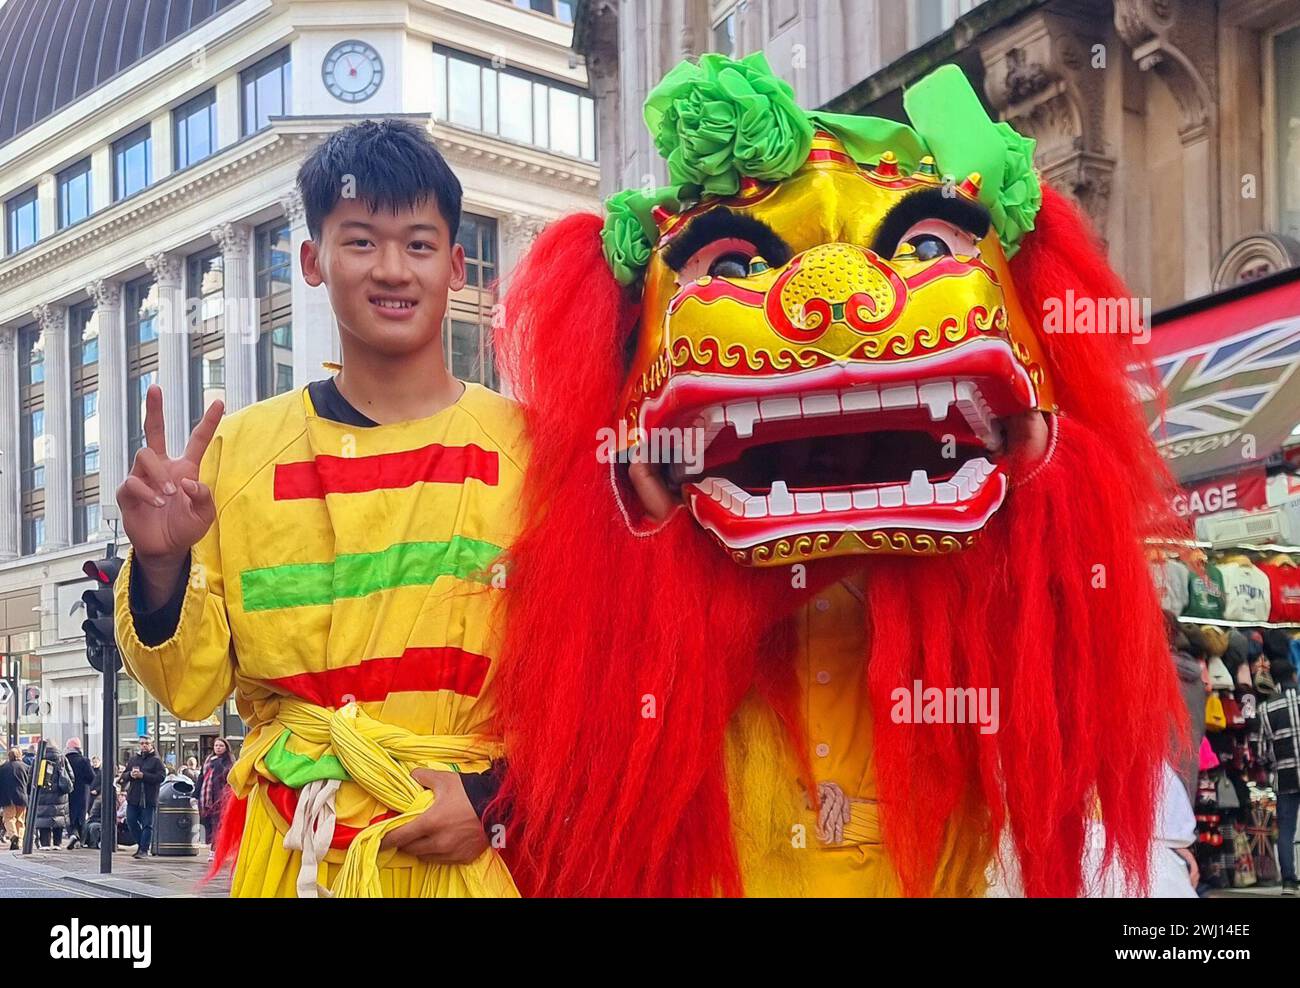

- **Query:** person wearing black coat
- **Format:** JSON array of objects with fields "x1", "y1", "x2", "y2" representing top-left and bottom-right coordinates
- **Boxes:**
[
  {"x1": 121, "y1": 735, "x2": 165, "y2": 859},
  {"x1": 33, "y1": 743, "x2": 73, "y2": 849},
  {"x1": 63, "y1": 739, "x2": 96, "y2": 850},
  {"x1": 0, "y1": 747, "x2": 30, "y2": 850}
]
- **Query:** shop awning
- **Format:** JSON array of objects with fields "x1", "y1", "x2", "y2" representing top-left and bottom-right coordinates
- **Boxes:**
[{"x1": 1142, "y1": 267, "x2": 1300, "y2": 483}]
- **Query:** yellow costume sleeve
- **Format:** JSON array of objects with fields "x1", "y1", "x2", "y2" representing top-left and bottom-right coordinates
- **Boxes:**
[{"x1": 114, "y1": 422, "x2": 236, "y2": 721}]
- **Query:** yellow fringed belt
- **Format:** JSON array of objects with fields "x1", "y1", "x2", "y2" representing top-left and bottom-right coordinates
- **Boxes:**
[{"x1": 231, "y1": 699, "x2": 518, "y2": 898}]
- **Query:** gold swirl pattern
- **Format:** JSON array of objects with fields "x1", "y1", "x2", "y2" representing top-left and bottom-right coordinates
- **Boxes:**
[
  {"x1": 669, "y1": 334, "x2": 823, "y2": 376},
  {"x1": 731, "y1": 529, "x2": 976, "y2": 564}
]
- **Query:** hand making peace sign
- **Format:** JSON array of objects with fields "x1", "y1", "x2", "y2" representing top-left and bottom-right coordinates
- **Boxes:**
[{"x1": 116, "y1": 385, "x2": 225, "y2": 564}]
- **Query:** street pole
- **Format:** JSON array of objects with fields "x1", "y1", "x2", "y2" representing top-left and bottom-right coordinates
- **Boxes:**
[
  {"x1": 99, "y1": 663, "x2": 116, "y2": 874},
  {"x1": 21, "y1": 739, "x2": 45, "y2": 855}
]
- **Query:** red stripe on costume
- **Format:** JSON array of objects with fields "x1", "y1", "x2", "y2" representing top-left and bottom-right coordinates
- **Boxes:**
[
  {"x1": 274, "y1": 443, "x2": 499, "y2": 500},
  {"x1": 264, "y1": 782, "x2": 397, "y2": 850},
  {"x1": 263, "y1": 647, "x2": 492, "y2": 707}
]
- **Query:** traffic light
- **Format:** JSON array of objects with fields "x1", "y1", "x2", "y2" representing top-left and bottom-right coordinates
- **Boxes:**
[{"x1": 82, "y1": 552, "x2": 124, "y2": 674}]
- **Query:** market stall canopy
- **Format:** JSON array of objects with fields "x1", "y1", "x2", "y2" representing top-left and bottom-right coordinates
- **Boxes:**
[{"x1": 1141, "y1": 267, "x2": 1300, "y2": 484}]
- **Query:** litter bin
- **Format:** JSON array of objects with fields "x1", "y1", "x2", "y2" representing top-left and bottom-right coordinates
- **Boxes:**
[{"x1": 153, "y1": 779, "x2": 200, "y2": 856}]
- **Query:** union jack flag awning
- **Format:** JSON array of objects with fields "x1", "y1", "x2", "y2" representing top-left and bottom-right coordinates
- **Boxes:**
[{"x1": 1141, "y1": 268, "x2": 1300, "y2": 483}]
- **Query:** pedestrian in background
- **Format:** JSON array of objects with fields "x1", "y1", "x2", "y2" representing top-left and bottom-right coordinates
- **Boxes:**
[
  {"x1": 121, "y1": 735, "x2": 164, "y2": 859},
  {"x1": 0, "y1": 748, "x2": 30, "y2": 850},
  {"x1": 63, "y1": 738, "x2": 95, "y2": 849},
  {"x1": 1260, "y1": 653, "x2": 1300, "y2": 896},
  {"x1": 197, "y1": 737, "x2": 233, "y2": 860},
  {"x1": 33, "y1": 742, "x2": 72, "y2": 849}
]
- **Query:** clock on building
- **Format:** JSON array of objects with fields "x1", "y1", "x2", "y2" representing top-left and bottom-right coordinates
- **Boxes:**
[{"x1": 322, "y1": 40, "x2": 383, "y2": 103}]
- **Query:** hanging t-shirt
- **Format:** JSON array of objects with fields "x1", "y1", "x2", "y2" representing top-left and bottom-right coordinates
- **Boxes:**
[
  {"x1": 1258, "y1": 563, "x2": 1300, "y2": 623},
  {"x1": 1151, "y1": 558, "x2": 1191, "y2": 615},
  {"x1": 1217, "y1": 560, "x2": 1272, "y2": 623},
  {"x1": 1185, "y1": 564, "x2": 1227, "y2": 620}
]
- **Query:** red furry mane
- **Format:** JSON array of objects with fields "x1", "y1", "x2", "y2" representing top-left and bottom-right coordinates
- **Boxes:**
[{"x1": 493, "y1": 190, "x2": 1186, "y2": 897}]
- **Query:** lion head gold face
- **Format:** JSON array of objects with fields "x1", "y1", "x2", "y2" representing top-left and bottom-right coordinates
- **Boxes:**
[{"x1": 617, "y1": 132, "x2": 1056, "y2": 566}]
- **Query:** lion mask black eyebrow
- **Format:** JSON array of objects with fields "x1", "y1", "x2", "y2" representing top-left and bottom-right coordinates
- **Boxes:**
[
  {"x1": 870, "y1": 188, "x2": 991, "y2": 258},
  {"x1": 663, "y1": 208, "x2": 793, "y2": 272}
]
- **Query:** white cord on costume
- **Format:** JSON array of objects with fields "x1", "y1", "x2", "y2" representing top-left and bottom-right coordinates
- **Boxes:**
[{"x1": 283, "y1": 777, "x2": 341, "y2": 898}]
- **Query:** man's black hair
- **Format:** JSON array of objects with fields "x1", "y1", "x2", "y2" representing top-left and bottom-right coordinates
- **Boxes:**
[{"x1": 297, "y1": 118, "x2": 463, "y2": 242}]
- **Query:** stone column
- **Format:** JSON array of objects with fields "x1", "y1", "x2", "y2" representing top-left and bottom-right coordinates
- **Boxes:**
[
  {"x1": 87, "y1": 279, "x2": 125, "y2": 539},
  {"x1": 210, "y1": 222, "x2": 256, "y2": 412},
  {"x1": 283, "y1": 189, "x2": 338, "y2": 385},
  {"x1": 145, "y1": 252, "x2": 188, "y2": 456},
  {"x1": 496, "y1": 214, "x2": 549, "y2": 398},
  {"x1": 499, "y1": 213, "x2": 548, "y2": 287},
  {"x1": 33, "y1": 303, "x2": 70, "y2": 551},
  {"x1": 0, "y1": 329, "x2": 19, "y2": 560}
]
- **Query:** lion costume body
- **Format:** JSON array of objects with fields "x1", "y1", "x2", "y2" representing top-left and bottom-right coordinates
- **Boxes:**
[{"x1": 492, "y1": 55, "x2": 1186, "y2": 897}]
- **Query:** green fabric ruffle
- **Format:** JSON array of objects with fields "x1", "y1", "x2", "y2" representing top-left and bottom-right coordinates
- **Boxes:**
[{"x1": 601, "y1": 55, "x2": 1042, "y2": 284}]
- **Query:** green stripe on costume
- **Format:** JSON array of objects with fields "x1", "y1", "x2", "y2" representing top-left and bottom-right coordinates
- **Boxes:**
[
  {"x1": 240, "y1": 536, "x2": 504, "y2": 612},
  {"x1": 264, "y1": 730, "x2": 349, "y2": 787}
]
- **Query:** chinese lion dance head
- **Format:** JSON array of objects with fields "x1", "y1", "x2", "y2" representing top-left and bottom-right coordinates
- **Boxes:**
[{"x1": 495, "y1": 55, "x2": 1185, "y2": 897}]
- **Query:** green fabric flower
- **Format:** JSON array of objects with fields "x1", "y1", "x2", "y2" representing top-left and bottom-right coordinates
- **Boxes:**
[
  {"x1": 601, "y1": 187, "x2": 679, "y2": 286},
  {"x1": 988, "y1": 121, "x2": 1040, "y2": 256},
  {"x1": 644, "y1": 52, "x2": 814, "y2": 197}
]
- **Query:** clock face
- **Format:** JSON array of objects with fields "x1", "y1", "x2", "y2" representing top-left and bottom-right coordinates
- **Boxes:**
[{"x1": 323, "y1": 40, "x2": 383, "y2": 103}]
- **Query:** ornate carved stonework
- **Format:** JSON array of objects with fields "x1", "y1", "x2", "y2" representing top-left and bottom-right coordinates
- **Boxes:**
[
  {"x1": 1113, "y1": 0, "x2": 1216, "y2": 141},
  {"x1": 980, "y1": 10, "x2": 1115, "y2": 233},
  {"x1": 144, "y1": 252, "x2": 182, "y2": 286},
  {"x1": 210, "y1": 222, "x2": 252, "y2": 259},
  {"x1": 280, "y1": 187, "x2": 306, "y2": 226},
  {"x1": 503, "y1": 214, "x2": 549, "y2": 251},
  {"x1": 85, "y1": 279, "x2": 120, "y2": 308},
  {"x1": 1212, "y1": 234, "x2": 1300, "y2": 290},
  {"x1": 31, "y1": 302, "x2": 66, "y2": 331}
]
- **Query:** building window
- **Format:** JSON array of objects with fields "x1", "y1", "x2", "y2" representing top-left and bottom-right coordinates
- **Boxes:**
[
  {"x1": 187, "y1": 247, "x2": 225, "y2": 428},
  {"x1": 18, "y1": 324, "x2": 45, "y2": 554},
  {"x1": 241, "y1": 48, "x2": 291, "y2": 136},
  {"x1": 1275, "y1": 23, "x2": 1300, "y2": 241},
  {"x1": 6, "y1": 187, "x2": 38, "y2": 254},
  {"x1": 712, "y1": 5, "x2": 737, "y2": 55},
  {"x1": 113, "y1": 125, "x2": 152, "y2": 201},
  {"x1": 255, "y1": 218, "x2": 294, "y2": 400},
  {"x1": 125, "y1": 276, "x2": 159, "y2": 459},
  {"x1": 432, "y1": 47, "x2": 596, "y2": 162},
  {"x1": 908, "y1": 0, "x2": 985, "y2": 49},
  {"x1": 508, "y1": 0, "x2": 574, "y2": 21},
  {"x1": 445, "y1": 213, "x2": 498, "y2": 389},
  {"x1": 174, "y1": 89, "x2": 217, "y2": 170},
  {"x1": 57, "y1": 159, "x2": 92, "y2": 229},
  {"x1": 70, "y1": 301, "x2": 100, "y2": 544}
]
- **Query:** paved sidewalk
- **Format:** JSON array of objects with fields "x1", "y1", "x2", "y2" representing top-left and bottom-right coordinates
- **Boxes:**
[{"x1": 1, "y1": 844, "x2": 230, "y2": 898}]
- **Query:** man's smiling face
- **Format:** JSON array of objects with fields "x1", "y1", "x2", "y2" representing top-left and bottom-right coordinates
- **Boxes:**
[{"x1": 302, "y1": 197, "x2": 467, "y2": 359}]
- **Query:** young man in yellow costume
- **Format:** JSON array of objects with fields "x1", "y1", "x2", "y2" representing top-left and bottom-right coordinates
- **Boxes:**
[{"x1": 113, "y1": 120, "x2": 523, "y2": 898}]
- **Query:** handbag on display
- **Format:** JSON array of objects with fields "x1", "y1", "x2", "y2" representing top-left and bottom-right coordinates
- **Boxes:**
[
  {"x1": 1254, "y1": 661, "x2": 1277, "y2": 697},
  {"x1": 1205, "y1": 693, "x2": 1227, "y2": 732},
  {"x1": 1221, "y1": 694, "x2": 1245, "y2": 729},
  {"x1": 1207, "y1": 656, "x2": 1236, "y2": 690},
  {"x1": 1197, "y1": 773, "x2": 1217, "y2": 807},
  {"x1": 1214, "y1": 771, "x2": 1241, "y2": 810},
  {"x1": 1231, "y1": 827, "x2": 1257, "y2": 887}
]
